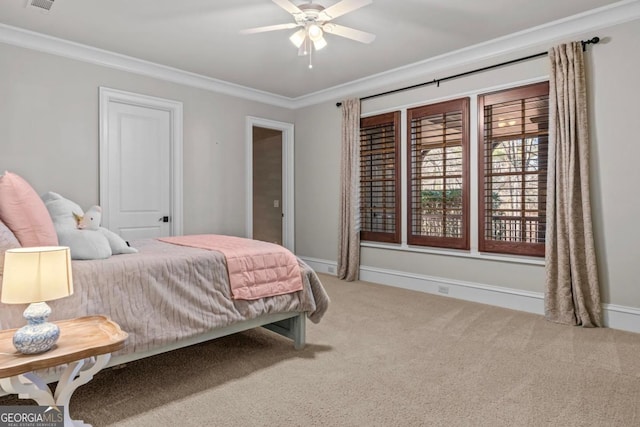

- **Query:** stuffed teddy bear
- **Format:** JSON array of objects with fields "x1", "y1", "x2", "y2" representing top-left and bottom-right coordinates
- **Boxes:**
[{"x1": 42, "y1": 192, "x2": 138, "y2": 260}]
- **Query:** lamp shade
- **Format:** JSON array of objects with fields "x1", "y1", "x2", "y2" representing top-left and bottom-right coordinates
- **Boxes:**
[
  {"x1": 307, "y1": 24, "x2": 323, "y2": 42},
  {"x1": 313, "y1": 36, "x2": 327, "y2": 51},
  {"x1": 289, "y1": 29, "x2": 306, "y2": 48},
  {"x1": 1, "y1": 246, "x2": 73, "y2": 304}
]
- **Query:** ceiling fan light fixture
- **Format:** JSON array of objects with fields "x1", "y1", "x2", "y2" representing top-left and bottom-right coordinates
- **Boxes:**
[
  {"x1": 307, "y1": 23, "x2": 323, "y2": 42},
  {"x1": 313, "y1": 36, "x2": 327, "y2": 51},
  {"x1": 289, "y1": 29, "x2": 306, "y2": 48}
]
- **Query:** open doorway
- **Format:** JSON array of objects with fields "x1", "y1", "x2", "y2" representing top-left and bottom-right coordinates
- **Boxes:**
[
  {"x1": 245, "y1": 116, "x2": 295, "y2": 251},
  {"x1": 252, "y1": 126, "x2": 283, "y2": 245}
]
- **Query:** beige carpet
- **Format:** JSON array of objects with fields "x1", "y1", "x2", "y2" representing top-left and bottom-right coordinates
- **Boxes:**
[{"x1": 2, "y1": 273, "x2": 639, "y2": 426}]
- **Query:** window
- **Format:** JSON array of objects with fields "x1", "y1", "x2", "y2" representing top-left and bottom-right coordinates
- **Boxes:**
[
  {"x1": 360, "y1": 111, "x2": 401, "y2": 243},
  {"x1": 478, "y1": 82, "x2": 549, "y2": 256},
  {"x1": 358, "y1": 82, "x2": 548, "y2": 258},
  {"x1": 407, "y1": 98, "x2": 470, "y2": 249}
]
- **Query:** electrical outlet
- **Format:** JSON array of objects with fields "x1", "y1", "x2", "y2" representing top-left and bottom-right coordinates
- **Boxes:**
[
  {"x1": 437, "y1": 285, "x2": 449, "y2": 295},
  {"x1": 328, "y1": 266, "x2": 336, "y2": 274}
]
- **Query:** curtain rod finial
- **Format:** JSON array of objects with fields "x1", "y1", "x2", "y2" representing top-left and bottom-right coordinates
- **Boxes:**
[{"x1": 581, "y1": 36, "x2": 600, "y2": 51}]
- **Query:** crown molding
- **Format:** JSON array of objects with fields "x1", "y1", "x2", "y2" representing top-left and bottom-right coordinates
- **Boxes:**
[
  {"x1": 0, "y1": 23, "x2": 296, "y2": 109},
  {"x1": 1, "y1": 0, "x2": 639, "y2": 110},
  {"x1": 291, "y1": 0, "x2": 640, "y2": 108}
]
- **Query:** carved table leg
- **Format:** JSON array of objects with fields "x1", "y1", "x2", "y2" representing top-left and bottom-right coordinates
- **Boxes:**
[{"x1": 0, "y1": 353, "x2": 111, "y2": 427}]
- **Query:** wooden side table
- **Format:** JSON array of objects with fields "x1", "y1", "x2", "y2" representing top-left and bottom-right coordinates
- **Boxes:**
[{"x1": 0, "y1": 315, "x2": 128, "y2": 427}]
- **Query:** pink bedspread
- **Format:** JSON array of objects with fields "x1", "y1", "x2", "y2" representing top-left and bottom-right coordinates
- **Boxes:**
[{"x1": 158, "y1": 234, "x2": 303, "y2": 300}]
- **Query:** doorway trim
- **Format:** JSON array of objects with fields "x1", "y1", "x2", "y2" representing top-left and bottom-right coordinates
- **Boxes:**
[
  {"x1": 246, "y1": 117, "x2": 295, "y2": 252},
  {"x1": 99, "y1": 87, "x2": 184, "y2": 236}
]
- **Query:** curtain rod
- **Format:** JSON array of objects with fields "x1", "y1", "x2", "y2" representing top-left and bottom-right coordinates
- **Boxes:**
[{"x1": 336, "y1": 37, "x2": 600, "y2": 107}]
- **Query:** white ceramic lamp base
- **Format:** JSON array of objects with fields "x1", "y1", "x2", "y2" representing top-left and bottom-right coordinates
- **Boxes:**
[{"x1": 13, "y1": 302, "x2": 60, "y2": 354}]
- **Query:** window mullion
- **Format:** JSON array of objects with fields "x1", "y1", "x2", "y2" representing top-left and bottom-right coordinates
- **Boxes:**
[{"x1": 520, "y1": 99, "x2": 527, "y2": 243}]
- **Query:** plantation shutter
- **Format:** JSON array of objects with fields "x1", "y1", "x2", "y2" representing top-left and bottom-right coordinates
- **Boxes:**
[
  {"x1": 407, "y1": 98, "x2": 470, "y2": 249},
  {"x1": 478, "y1": 82, "x2": 549, "y2": 256},
  {"x1": 360, "y1": 112, "x2": 401, "y2": 243}
]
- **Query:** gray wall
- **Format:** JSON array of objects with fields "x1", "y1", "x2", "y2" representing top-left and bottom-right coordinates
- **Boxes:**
[
  {"x1": 294, "y1": 19, "x2": 640, "y2": 309},
  {"x1": 0, "y1": 42, "x2": 294, "y2": 236}
]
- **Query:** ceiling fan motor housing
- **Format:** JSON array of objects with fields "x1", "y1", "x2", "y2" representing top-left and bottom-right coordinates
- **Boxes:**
[{"x1": 294, "y1": 3, "x2": 326, "y2": 25}]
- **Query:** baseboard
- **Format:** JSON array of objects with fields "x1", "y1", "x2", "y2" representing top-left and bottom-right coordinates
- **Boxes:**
[
  {"x1": 601, "y1": 303, "x2": 640, "y2": 334},
  {"x1": 359, "y1": 265, "x2": 546, "y2": 316},
  {"x1": 300, "y1": 257, "x2": 640, "y2": 334},
  {"x1": 300, "y1": 257, "x2": 338, "y2": 275}
]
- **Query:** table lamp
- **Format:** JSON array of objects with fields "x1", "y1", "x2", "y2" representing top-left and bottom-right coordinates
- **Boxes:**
[{"x1": 1, "y1": 246, "x2": 74, "y2": 354}]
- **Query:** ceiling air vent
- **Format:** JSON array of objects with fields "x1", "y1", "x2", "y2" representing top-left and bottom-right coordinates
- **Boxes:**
[{"x1": 26, "y1": 0, "x2": 55, "y2": 13}]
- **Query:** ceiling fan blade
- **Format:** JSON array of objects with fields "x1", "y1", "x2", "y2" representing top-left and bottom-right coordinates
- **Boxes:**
[
  {"x1": 272, "y1": 0, "x2": 304, "y2": 16},
  {"x1": 323, "y1": 24, "x2": 376, "y2": 43},
  {"x1": 240, "y1": 23, "x2": 298, "y2": 34},
  {"x1": 318, "y1": 0, "x2": 373, "y2": 21}
]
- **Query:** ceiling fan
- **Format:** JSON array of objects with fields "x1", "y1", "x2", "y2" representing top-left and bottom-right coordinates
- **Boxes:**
[{"x1": 241, "y1": 0, "x2": 376, "y2": 68}]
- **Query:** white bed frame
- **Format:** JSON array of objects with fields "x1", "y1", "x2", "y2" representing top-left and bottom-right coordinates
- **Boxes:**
[
  {"x1": 107, "y1": 311, "x2": 306, "y2": 367},
  {"x1": 0, "y1": 312, "x2": 306, "y2": 406},
  {"x1": 0, "y1": 312, "x2": 306, "y2": 400}
]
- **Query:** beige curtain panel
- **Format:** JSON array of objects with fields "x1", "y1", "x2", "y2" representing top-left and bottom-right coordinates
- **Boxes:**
[
  {"x1": 337, "y1": 98, "x2": 361, "y2": 281},
  {"x1": 545, "y1": 42, "x2": 602, "y2": 327}
]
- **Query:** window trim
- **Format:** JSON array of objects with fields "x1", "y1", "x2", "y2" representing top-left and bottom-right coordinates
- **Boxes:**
[
  {"x1": 406, "y1": 97, "x2": 470, "y2": 250},
  {"x1": 477, "y1": 81, "x2": 549, "y2": 257},
  {"x1": 360, "y1": 111, "x2": 402, "y2": 244}
]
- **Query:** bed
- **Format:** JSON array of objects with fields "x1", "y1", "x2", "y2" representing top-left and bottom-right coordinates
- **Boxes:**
[
  {"x1": 0, "y1": 172, "x2": 330, "y2": 371},
  {"x1": 0, "y1": 236, "x2": 330, "y2": 368}
]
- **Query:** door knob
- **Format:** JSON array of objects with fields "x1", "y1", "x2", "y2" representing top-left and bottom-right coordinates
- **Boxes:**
[{"x1": 158, "y1": 216, "x2": 170, "y2": 223}]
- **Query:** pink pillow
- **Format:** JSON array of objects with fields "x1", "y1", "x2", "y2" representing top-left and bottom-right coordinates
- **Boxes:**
[{"x1": 0, "y1": 171, "x2": 58, "y2": 247}]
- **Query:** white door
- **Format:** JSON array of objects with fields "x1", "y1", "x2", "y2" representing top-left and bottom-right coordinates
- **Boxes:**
[{"x1": 100, "y1": 88, "x2": 183, "y2": 240}]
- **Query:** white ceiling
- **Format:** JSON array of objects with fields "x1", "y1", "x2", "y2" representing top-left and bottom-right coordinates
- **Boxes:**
[{"x1": 0, "y1": 0, "x2": 626, "y2": 99}]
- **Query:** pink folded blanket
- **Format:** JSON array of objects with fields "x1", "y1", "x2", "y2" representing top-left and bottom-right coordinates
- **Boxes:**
[{"x1": 158, "y1": 234, "x2": 303, "y2": 300}]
